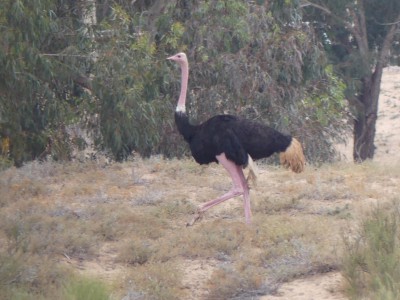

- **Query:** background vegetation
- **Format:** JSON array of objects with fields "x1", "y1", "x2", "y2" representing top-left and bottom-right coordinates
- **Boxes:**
[
  {"x1": 1, "y1": 1, "x2": 399, "y2": 167},
  {"x1": 302, "y1": 0, "x2": 400, "y2": 161},
  {"x1": 1, "y1": 0, "x2": 354, "y2": 167}
]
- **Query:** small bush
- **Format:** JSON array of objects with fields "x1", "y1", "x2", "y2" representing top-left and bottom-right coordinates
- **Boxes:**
[
  {"x1": 155, "y1": 199, "x2": 197, "y2": 219},
  {"x1": 342, "y1": 200, "x2": 400, "y2": 299},
  {"x1": 164, "y1": 221, "x2": 245, "y2": 259},
  {"x1": 206, "y1": 265, "x2": 268, "y2": 299},
  {"x1": 0, "y1": 251, "x2": 72, "y2": 299},
  {"x1": 254, "y1": 196, "x2": 303, "y2": 214},
  {"x1": 63, "y1": 276, "x2": 110, "y2": 300},
  {"x1": 0, "y1": 156, "x2": 13, "y2": 171},
  {"x1": 127, "y1": 262, "x2": 185, "y2": 300},
  {"x1": 117, "y1": 241, "x2": 154, "y2": 265}
]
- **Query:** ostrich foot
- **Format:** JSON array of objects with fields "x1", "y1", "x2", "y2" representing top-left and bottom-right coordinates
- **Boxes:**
[{"x1": 186, "y1": 211, "x2": 203, "y2": 226}]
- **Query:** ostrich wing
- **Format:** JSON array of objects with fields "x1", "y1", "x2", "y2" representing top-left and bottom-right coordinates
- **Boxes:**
[{"x1": 214, "y1": 129, "x2": 248, "y2": 167}]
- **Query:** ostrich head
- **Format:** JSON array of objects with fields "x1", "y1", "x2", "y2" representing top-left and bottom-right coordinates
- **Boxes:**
[{"x1": 167, "y1": 52, "x2": 188, "y2": 66}]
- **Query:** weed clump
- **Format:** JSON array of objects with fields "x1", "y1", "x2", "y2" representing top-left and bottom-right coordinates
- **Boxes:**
[
  {"x1": 342, "y1": 200, "x2": 400, "y2": 299},
  {"x1": 63, "y1": 276, "x2": 110, "y2": 300}
]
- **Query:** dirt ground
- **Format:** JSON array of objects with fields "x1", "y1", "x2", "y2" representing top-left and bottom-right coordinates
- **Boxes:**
[{"x1": 259, "y1": 67, "x2": 400, "y2": 300}]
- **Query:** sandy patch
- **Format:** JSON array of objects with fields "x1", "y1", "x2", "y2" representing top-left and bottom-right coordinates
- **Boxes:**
[{"x1": 260, "y1": 272, "x2": 345, "y2": 300}]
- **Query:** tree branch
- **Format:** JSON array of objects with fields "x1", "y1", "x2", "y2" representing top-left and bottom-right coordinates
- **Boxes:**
[
  {"x1": 374, "y1": 19, "x2": 400, "y2": 26},
  {"x1": 358, "y1": 0, "x2": 369, "y2": 51},
  {"x1": 41, "y1": 53, "x2": 91, "y2": 58},
  {"x1": 350, "y1": 1, "x2": 369, "y2": 59},
  {"x1": 300, "y1": 1, "x2": 355, "y2": 34},
  {"x1": 378, "y1": 12, "x2": 400, "y2": 65},
  {"x1": 300, "y1": 1, "x2": 333, "y2": 16}
]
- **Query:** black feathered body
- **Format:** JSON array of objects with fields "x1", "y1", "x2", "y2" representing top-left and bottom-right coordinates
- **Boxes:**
[{"x1": 175, "y1": 112, "x2": 292, "y2": 167}]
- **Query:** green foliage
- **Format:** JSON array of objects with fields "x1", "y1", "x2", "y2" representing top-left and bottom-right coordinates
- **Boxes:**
[
  {"x1": 303, "y1": 0, "x2": 400, "y2": 97},
  {"x1": 128, "y1": 262, "x2": 185, "y2": 300},
  {"x1": 302, "y1": 0, "x2": 400, "y2": 161},
  {"x1": 0, "y1": 0, "x2": 95, "y2": 166},
  {"x1": 270, "y1": 0, "x2": 302, "y2": 25},
  {"x1": 0, "y1": 251, "x2": 71, "y2": 300},
  {"x1": 343, "y1": 201, "x2": 400, "y2": 299},
  {"x1": 93, "y1": 6, "x2": 182, "y2": 160},
  {"x1": 0, "y1": 250, "x2": 110, "y2": 300},
  {"x1": 364, "y1": 0, "x2": 400, "y2": 50},
  {"x1": 1, "y1": 0, "x2": 352, "y2": 165},
  {"x1": 302, "y1": 65, "x2": 348, "y2": 160},
  {"x1": 63, "y1": 277, "x2": 110, "y2": 300},
  {"x1": 161, "y1": 1, "x2": 349, "y2": 162}
]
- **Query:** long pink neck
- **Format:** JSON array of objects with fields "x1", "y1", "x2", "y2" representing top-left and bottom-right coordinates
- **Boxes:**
[{"x1": 176, "y1": 61, "x2": 188, "y2": 113}]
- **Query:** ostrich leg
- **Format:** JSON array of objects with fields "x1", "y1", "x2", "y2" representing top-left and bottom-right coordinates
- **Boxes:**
[{"x1": 187, "y1": 153, "x2": 251, "y2": 226}]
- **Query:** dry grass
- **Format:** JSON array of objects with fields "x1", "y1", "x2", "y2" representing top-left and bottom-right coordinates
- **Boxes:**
[{"x1": 0, "y1": 157, "x2": 399, "y2": 299}]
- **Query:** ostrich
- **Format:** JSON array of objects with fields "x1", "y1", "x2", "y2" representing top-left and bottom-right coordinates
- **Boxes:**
[{"x1": 167, "y1": 52, "x2": 305, "y2": 225}]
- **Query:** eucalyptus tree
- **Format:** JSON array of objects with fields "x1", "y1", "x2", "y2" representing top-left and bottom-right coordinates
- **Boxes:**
[
  {"x1": 301, "y1": 0, "x2": 400, "y2": 162},
  {"x1": 0, "y1": 0, "x2": 96, "y2": 166},
  {"x1": 157, "y1": 0, "x2": 348, "y2": 162},
  {"x1": 0, "y1": 0, "x2": 351, "y2": 165}
]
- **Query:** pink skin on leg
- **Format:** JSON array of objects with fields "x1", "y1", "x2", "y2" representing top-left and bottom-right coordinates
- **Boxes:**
[
  {"x1": 198, "y1": 153, "x2": 252, "y2": 224},
  {"x1": 236, "y1": 163, "x2": 252, "y2": 222}
]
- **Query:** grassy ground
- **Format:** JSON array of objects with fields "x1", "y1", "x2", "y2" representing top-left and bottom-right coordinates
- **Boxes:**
[{"x1": 1, "y1": 157, "x2": 399, "y2": 299}]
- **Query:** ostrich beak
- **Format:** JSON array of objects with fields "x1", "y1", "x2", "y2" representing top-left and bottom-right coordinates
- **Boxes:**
[{"x1": 167, "y1": 55, "x2": 174, "y2": 60}]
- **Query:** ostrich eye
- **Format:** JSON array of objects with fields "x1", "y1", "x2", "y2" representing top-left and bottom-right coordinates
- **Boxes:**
[{"x1": 177, "y1": 55, "x2": 181, "y2": 58}]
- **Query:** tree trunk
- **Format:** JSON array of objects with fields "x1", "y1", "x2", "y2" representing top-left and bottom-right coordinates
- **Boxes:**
[
  {"x1": 353, "y1": 66, "x2": 383, "y2": 162},
  {"x1": 352, "y1": 12, "x2": 398, "y2": 162}
]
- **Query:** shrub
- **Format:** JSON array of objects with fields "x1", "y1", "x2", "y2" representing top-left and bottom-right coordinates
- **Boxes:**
[
  {"x1": 342, "y1": 200, "x2": 400, "y2": 299},
  {"x1": 63, "y1": 277, "x2": 110, "y2": 300}
]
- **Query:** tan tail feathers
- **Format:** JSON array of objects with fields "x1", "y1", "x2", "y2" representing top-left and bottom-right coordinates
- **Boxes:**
[
  {"x1": 279, "y1": 138, "x2": 305, "y2": 173},
  {"x1": 246, "y1": 155, "x2": 258, "y2": 188}
]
